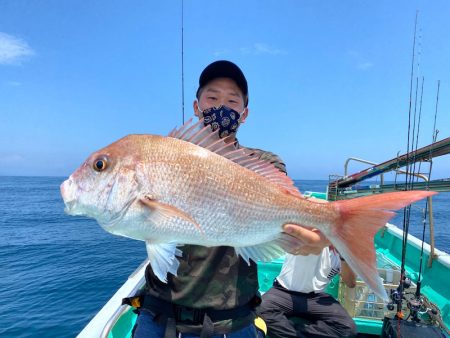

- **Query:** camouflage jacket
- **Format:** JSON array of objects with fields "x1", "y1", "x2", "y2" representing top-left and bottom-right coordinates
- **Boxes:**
[{"x1": 142, "y1": 145, "x2": 286, "y2": 333}]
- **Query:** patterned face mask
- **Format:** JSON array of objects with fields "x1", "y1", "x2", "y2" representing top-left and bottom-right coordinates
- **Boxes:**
[{"x1": 198, "y1": 104, "x2": 243, "y2": 138}]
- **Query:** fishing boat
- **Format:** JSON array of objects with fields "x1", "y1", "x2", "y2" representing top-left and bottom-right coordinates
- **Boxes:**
[{"x1": 77, "y1": 138, "x2": 450, "y2": 337}]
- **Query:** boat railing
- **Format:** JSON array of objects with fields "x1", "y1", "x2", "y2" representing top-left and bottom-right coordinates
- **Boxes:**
[
  {"x1": 334, "y1": 156, "x2": 438, "y2": 266},
  {"x1": 392, "y1": 170, "x2": 437, "y2": 267},
  {"x1": 98, "y1": 259, "x2": 148, "y2": 338},
  {"x1": 332, "y1": 137, "x2": 450, "y2": 189},
  {"x1": 344, "y1": 157, "x2": 385, "y2": 185}
]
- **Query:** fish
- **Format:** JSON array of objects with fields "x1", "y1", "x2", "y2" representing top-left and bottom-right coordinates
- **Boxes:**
[{"x1": 60, "y1": 117, "x2": 436, "y2": 300}]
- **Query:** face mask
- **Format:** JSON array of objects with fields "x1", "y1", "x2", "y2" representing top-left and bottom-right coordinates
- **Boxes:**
[{"x1": 198, "y1": 104, "x2": 243, "y2": 138}]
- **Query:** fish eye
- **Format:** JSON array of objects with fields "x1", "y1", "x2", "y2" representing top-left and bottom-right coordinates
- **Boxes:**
[{"x1": 93, "y1": 157, "x2": 108, "y2": 172}]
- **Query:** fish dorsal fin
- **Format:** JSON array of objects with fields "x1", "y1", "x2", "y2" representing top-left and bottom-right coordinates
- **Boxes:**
[{"x1": 168, "y1": 117, "x2": 302, "y2": 198}]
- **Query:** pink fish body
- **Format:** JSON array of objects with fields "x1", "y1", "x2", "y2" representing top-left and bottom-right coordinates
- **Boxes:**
[{"x1": 61, "y1": 118, "x2": 436, "y2": 300}]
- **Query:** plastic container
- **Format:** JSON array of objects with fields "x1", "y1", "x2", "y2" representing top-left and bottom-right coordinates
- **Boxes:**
[{"x1": 338, "y1": 268, "x2": 416, "y2": 320}]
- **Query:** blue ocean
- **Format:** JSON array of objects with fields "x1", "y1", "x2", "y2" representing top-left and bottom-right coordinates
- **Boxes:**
[{"x1": 0, "y1": 176, "x2": 449, "y2": 337}]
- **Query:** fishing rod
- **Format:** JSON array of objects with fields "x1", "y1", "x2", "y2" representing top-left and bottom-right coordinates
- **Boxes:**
[
  {"x1": 181, "y1": 0, "x2": 185, "y2": 124},
  {"x1": 409, "y1": 76, "x2": 423, "y2": 182},
  {"x1": 414, "y1": 77, "x2": 425, "y2": 197},
  {"x1": 407, "y1": 76, "x2": 425, "y2": 192},
  {"x1": 396, "y1": 10, "x2": 419, "y2": 317},
  {"x1": 405, "y1": 75, "x2": 426, "y2": 322},
  {"x1": 424, "y1": 90, "x2": 450, "y2": 336},
  {"x1": 390, "y1": 15, "x2": 445, "y2": 327},
  {"x1": 402, "y1": 79, "x2": 441, "y2": 326},
  {"x1": 427, "y1": 80, "x2": 441, "y2": 179},
  {"x1": 406, "y1": 75, "x2": 424, "y2": 196},
  {"x1": 416, "y1": 80, "x2": 440, "y2": 284}
]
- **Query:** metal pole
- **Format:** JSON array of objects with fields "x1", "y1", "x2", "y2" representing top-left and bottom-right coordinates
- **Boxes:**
[{"x1": 427, "y1": 197, "x2": 436, "y2": 267}]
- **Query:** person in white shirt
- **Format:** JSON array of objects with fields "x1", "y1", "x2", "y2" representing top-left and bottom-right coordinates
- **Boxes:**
[{"x1": 257, "y1": 246, "x2": 357, "y2": 338}]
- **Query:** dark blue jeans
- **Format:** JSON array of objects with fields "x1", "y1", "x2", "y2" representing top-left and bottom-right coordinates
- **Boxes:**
[{"x1": 133, "y1": 309, "x2": 264, "y2": 338}]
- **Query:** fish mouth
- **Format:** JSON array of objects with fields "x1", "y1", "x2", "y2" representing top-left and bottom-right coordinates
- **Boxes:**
[
  {"x1": 63, "y1": 199, "x2": 76, "y2": 214},
  {"x1": 60, "y1": 178, "x2": 84, "y2": 216},
  {"x1": 60, "y1": 174, "x2": 137, "y2": 227},
  {"x1": 63, "y1": 200, "x2": 86, "y2": 216}
]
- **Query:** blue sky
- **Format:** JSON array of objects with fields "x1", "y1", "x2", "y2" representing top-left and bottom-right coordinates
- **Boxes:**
[{"x1": 1, "y1": 0, "x2": 449, "y2": 181}]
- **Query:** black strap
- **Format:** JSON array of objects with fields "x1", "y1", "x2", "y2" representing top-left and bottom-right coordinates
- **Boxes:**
[
  {"x1": 143, "y1": 294, "x2": 175, "y2": 316},
  {"x1": 176, "y1": 303, "x2": 253, "y2": 324},
  {"x1": 273, "y1": 279, "x2": 316, "y2": 296},
  {"x1": 139, "y1": 294, "x2": 254, "y2": 337}
]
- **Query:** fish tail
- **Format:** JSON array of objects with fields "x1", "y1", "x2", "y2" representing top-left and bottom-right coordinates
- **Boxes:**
[{"x1": 330, "y1": 190, "x2": 436, "y2": 301}]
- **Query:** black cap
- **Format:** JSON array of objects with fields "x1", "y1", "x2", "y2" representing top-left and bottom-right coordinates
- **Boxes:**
[{"x1": 196, "y1": 60, "x2": 248, "y2": 106}]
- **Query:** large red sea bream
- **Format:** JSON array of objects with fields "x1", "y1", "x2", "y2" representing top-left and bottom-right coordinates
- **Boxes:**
[{"x1": 60, "y1": 118, "x2": 436, "y2": 300}]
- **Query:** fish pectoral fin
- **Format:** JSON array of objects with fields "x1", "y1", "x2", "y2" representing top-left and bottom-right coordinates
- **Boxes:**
[
  {"x1": 140, "y1": 196, "x2": 204, "y2": 235},
  {"x1": 145, "y1": 241, "x2": 183, "y2": 282},
  {"x1": 235, "y1": 241, "x2": 285, "y2": 265},
  {"x1": 274, "y1": 232, "x2": 305, "y2": 254}
]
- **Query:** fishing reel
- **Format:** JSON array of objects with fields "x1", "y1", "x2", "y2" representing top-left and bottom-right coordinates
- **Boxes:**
[
  {"x1": 406, "y1": 280, "x2": 430, "y2": 322},
  {"x1": 407, "y1": 297, "x2": 423, "y2": 321},
  {"x1": 386, "y1": 276, "x2": 412, "y2": 312},
  {"x1": 387, "y1": 279, "x2": 430, "y2": 323}
]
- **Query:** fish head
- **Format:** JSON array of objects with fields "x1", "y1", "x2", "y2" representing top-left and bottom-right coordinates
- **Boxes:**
[{"x1": 60, "y1": 136, "x2": 140, "y2": 228}]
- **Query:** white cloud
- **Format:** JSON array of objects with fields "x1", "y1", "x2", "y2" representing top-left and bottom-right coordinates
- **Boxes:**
[
  {"x1": 0, "y1": 32, "x2": 35, "y2": 65},
  {"x1": 253, "y1": 43, "x2": 286, "y2": 55},
  {"x1": 214, "y1": 43, "x2": 286, "y2": 57},
  {"x1": 240, "y1": 43, "x2": 287, "y2": 56},
  {"x1": 213, "y1": 48, "x2": 230, "y2": 57},
  {"x1": 357, "y1": 61, "x2": 374, "y2": 70}
]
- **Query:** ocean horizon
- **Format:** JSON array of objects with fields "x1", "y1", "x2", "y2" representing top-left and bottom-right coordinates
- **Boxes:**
[{"x1": 1, "y1": 176, "x2": 449, "y2": 337}]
